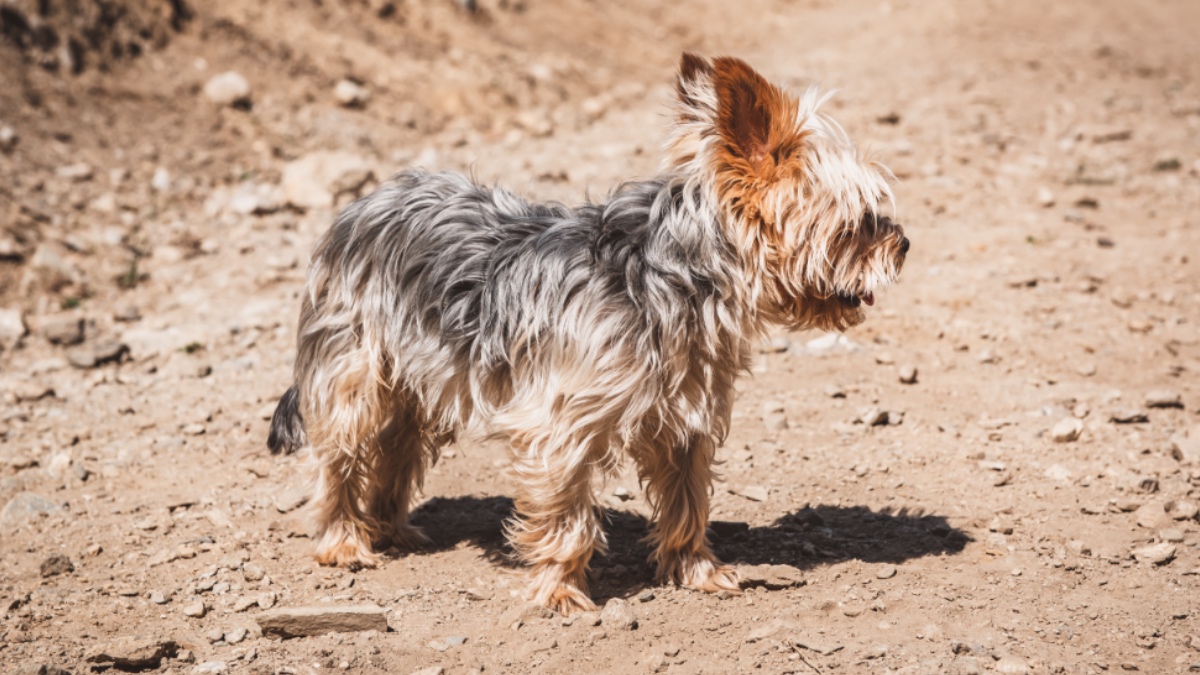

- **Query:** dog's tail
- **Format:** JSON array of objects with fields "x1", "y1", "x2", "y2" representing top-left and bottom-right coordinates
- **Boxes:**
[{"x1": 267, "y1": 385, "x2": 307, "y2": 455}]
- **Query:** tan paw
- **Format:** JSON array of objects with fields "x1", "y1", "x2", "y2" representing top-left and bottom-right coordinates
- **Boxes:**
[{"x1": 315, "y1": 537, "x2": 381, "y2": 570}]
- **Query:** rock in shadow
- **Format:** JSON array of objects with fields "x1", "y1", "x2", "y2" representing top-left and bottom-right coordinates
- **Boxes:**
[{"x1": 403, "y1": 496, "x2": 969, "y2": 601}]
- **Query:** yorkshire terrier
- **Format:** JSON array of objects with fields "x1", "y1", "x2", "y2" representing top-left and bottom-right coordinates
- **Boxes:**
[{"x1": 268, "y1": 53, "x2": 909, "y2": 613}]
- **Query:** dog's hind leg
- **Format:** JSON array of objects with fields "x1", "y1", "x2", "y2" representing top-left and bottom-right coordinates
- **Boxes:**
[
  {"x1": 366, "y1": 400, "x2": 440, "y2": 551},
  {"x1": 303, "y1": 346, "x2": 390, "y2": 569}
]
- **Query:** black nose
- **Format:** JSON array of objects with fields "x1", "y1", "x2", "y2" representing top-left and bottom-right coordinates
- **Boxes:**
[{"x1": 899, "y1": 237, "x2": 910, "y2": 255}]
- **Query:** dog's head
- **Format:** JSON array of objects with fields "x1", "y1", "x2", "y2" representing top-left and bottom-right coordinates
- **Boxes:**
[{"x1": 667, "y1": 53, "x2": 909, "y2": 332}]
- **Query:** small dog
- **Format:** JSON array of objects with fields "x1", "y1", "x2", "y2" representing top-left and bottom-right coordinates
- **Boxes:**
[{"x1": 268, "y1": 53, "x2": 908, "y2": 613}]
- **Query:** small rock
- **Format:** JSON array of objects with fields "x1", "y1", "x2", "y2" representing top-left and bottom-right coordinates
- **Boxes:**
[
  {"x1": 1050, "y1": 418, "x2": 1083, "y2": 443},
  {"x1": 637, "y1": 590, "x2": 655, "y2": 603},
  {"x1": 282, "y1": 152, "x2": 373, "y2": 210},
  {"x1": 56, "y1": 162, "x2": 94, "y2": 182},
  {"x1": 233, "y1": 596, "x2": 258, "y2": 613},
  {"x1": 257, "y1": 604, "x2": 388, "y2": 638},
  {"x1": 39, "y1": 314, "x2": 84, "y2": 346},
  {"x1": 1169, "y1": 500, "x2": 1198, "y2": 521},
  {"x1": 85, "y1": 637, "x2": 179, "y2": 669},
  {"x1": 0, "y1": 125, "x2": 16, "y2": 152},
  {"x1": 762, "y1": 400, "x2": 788, "y2": 431},
  {"x1": 1, "y1": 492, "x2": 61, "y2": 525},
  {"x1": 1145, "y1": 390, "x2": 1183, "y2": 409},
  {"x1": 203, "y1": 71, "x2": 251, "y2": 106},
  {"x1": 734, "y1": 485, "x2": 769, "y2": 502},
  {"x1": 1043, "y1": 464, "x2": 1072, "y2": 483},
  {"x1": 994, "y1": 655, "x2": 1030, "y2": 674},
  {"x1": 243, "y1": 563, "x2": 266, "y2": 582},
  {"x1": 824, "y1": 383, "x2": 847, "y2": 398},
  {"x1": 876, "y1": 564, "x2": 898, "y2": 579},
  {"x1": 151, "y1": 167, "x2": 172, "y2": 192},
  {"x1": 334, "y1": 79, "x2": 370, "y2": 107},
  {"x1": 150, "y1": 591, "x2": 167, "y2": 605},
  {"x1": 739, "y1": 563, "x2": 805, "y2": 590},
  {"x1": 860, "y1": 407, "x2": 888, "y2": 426},
  {"x1": 1133, "y1": 542, "x2": 1176, "y2": 565},
  {"x1": 0, "y1": 308, "x2": 27, "y2": 349},
  {"x1": 599, "y1": 597, "x2": 637, "y2": 630},
  {"x1": 410, "y1": 669, "x2": 444, "y2": 675},
  {"x1": 1036, "y1": 187, "x2": 1055, "y2": 207},
  {"x1": 1135, "y1": 502, "x2": 1171, "y2": 530},
  {"x1": 862, "y1": 644, "x2": 889, "y2": 659},
  {"x1": 193, "y1": 662, "x2": 228, "y2": 675},
  {"x1": 1110, "y1": 409, "x2": 1149, "y2": 424},
  {"x1": 898, "y1": 364, "x2": 918, "y2": 384},
  {"x1": 444, "y1": 635, "x2": 467, "y2": 646},
  {"x1": 258, "y1": 591, "x2": 278, "y2": 609},
  {"x1": 114, "y1": 304, "x2": 142, "y2": 322},
  {"x1": 1160, "y1": 528, "x2": 1185, "y2": 543},
  {"x1": 183, "y1": 600, "x2": 207, "y2": 618},
  {"x1": 224, "y1": 627, "x2": 248, "y2": 644},
  {"x1": 274, "y1": 489, "x2": 309, "y2": 513},
  {"x1": 746, "y1": 618, "x2": 799, "y2": 642},
  {"x1": 39, "y1": 554, "x2": 74, "y2": 577}
]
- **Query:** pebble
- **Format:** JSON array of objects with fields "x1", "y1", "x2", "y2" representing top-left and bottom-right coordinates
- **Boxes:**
[
  {"x1": 183, "y1": 600, "x2": 207, "y2": 618},
  {"x1": 824, "y1": 383, "x2": 847, "y2": 398},
  {"x1": 56, "y1": 162, "x2": 94, "y2": 182},
  {"x1": 0, "y1": 307, "x2": 26, "y2": 348},
  {"x1": 1050, "y1": 417, "x2": 1082, "y2": 443},
  {"x1": 1133, "y1": 542, "x2": 1176, "y2": 565},
  {"x1": 735, "y1": 485, "x2": 769, "y2": 502},
  {"x1": 150, "y1": 591, "x2": 167, "y2": 605},
  {"x1": 599, "y1": 597, "x2": 638, "y2": 630},
  {"x1": 39, "y1": 314, "x2": 84, "y2": 346},
  {"x1": 193, "y1": 662, "x2": 228, "y2": 674},
  {"x1": 860, "y1": 407, "x2": 888, "y2": 426},
  {"x1": 898, "y1": 364, "x2": 918, "y2": 384},
  {"x1": 1, "y1": 492, "x2": 61, "y2": 525},
  {"x1": 410, "y1": 668, "x2": 444, "y2": 675},
  {"x1": 334, "y1": 79, "x2": 370, "y2": 107},
  {"x1": 282, "y1": 151, "x2": 374, "y2": 210},
  {"x1": 243, "y1": 563, "x2": 266, "y2": 582},
  {"x1": 638, "y1": 590, "x2": 656, "y2": 603},
  {"x1": 876, "y1": 564, "x2": 898, "y2": 579},
  {"x1": 203, "y1": 71, "x2": 251, "y2": 106},
  {"x1": 1036, "y1": 186, "x2": 1055, "y2": 207},
  {"x1": 762, "y1": 400, "x2": 788, "y2": 431},
  {"x1": 1109, "y1": 409, "x2": 1148, "y2": 424},
  {"x1": 224, "y1": 627, "x2": 248, "y2": 645},
  {"x1": 1159, "y1": 528, "x2": 1185, "y2": 543},
  {"x1": 1135, "y1": 502, "x2": 1171, "y2": 530},
  {"x1": 0, "y1": 125, "x2": 16, "y2": 151},
  {"x1": 1169, "y1": 500, "x2": 1198, "y2": 521},
  {"x1": 39, "y1": 554, "x2": 74, "y2": 577},
  {"x1": 1043, "y1": 464, "x2": 1072, "y2": 483},
  {"x1": 1145, "y1": 390, "x2": 1183, "y2": 409},
  {"x1": 994, "y1": 655, "x2": 1030, "y2": 674}
]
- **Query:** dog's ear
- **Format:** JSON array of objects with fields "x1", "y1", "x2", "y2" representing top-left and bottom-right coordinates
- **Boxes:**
[
  {"x1": 711, "y1": 56, "x2": 792, "y2": 173},
  {"x1": 675, "y1": 52, "x2": 716, "y2": 123}
]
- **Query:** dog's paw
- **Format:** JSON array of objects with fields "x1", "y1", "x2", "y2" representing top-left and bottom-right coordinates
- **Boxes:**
[
  {"x1": 315, "y1": 526, "x2": 382, "y2": 570},
  {"x1": 526, "y1": 562, "x2": 597, "y2": 615},
  {"x1": 658, "y1": 550, "x2": 741, "y2": 595}
]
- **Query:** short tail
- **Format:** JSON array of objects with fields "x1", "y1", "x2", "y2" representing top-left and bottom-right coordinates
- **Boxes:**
[{"x1": 267, "y1": 385, "x2": 307, "y2": 455}]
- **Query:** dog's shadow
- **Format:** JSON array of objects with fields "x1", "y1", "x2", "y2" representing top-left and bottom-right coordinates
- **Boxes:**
[{"x1": 406, "y1": 495, "x2": 970, "y2": 601}]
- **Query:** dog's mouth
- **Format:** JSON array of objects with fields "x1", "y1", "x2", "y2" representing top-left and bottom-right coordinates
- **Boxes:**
[{"x1": 837, "y1": 291, "x2": 874, "y2": 308}]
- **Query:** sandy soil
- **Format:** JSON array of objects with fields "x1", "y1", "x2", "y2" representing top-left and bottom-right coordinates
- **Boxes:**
[{"x1": 3, "y1": 0, "x2": 1200, "y2": 673}]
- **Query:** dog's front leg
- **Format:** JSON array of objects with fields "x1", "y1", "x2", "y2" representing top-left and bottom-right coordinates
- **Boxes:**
[
  {"x1": 508, "y1": 430, "x2": 607, "y2": 614},
  {"x1": 640, "y1": 433, "x2": 740, "y2": 594}
]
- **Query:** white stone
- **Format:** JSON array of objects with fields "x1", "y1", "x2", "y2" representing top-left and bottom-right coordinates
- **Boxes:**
[
  {"x1": 282, "y1": 152, "x2": 373, "y2": 210},
  {"x1": 203, "y1": 71, "x2": 251, "y2": 106}
]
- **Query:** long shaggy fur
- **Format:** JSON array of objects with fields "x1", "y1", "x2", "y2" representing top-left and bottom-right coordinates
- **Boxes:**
[{"x1": 269, "y1": 53, "x2": 908, "y2": 613}]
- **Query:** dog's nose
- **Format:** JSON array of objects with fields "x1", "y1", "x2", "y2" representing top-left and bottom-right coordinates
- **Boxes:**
[{"x1": 899, "y1": 237, "x2": 910, "y2": 255}]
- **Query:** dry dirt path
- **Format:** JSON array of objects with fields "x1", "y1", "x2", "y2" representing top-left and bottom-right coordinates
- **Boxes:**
[{"x1": 2, "y1": 0, "x2": 1200, "y2": 673}]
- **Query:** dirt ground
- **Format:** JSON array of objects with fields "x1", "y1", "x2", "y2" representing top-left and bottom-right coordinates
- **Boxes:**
[{"x1": 3, "y1": 0, "x2": 1200, "y2": 673}]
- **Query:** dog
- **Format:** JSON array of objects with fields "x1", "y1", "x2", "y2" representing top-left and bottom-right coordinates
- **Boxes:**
[{"x1": 268, "y1": 52, "x2": 909, "y2": 613}]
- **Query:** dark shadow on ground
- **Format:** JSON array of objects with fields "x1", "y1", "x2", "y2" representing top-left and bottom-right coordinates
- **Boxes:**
[{"x1": 405, "y1": 496, "x2": 970, "y2": 602}]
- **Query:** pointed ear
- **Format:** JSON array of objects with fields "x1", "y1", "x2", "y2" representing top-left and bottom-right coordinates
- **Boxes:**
[
  {"x1": 711, "y1": 56, "x2": 786, "y2": 171},
  {"x1": 675, "y1": 52, "x2": 715, "y2": 123}
]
